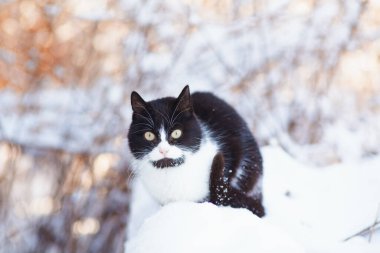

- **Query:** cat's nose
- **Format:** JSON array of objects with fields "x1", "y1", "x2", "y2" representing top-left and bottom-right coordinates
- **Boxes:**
[{"x1": 159, "y1": 147, "x2": 169, "y2": 156}]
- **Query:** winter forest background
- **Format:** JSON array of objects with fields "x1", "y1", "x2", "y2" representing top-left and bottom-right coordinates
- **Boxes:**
[{"x1": 0, "y1": 0, "x2": 379, "y2": 252}]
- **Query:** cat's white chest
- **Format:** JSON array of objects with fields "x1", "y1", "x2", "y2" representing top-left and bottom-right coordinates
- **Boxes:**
[{"x1": 136, "y1": 139, "x2": 218, "y2": 204}]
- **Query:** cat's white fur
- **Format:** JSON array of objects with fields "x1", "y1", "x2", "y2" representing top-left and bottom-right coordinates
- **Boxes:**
[{"x1": 131, "y1": 128, "x2": 218, "y2": 204}]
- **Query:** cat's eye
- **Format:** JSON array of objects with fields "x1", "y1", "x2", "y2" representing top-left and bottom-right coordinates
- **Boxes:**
[
  {"x1": 171, "y1": 129, "x2": 182, "y2": 139},
  {"x1": 144, "y1": 131, "x2": 155, "y2": 141}
]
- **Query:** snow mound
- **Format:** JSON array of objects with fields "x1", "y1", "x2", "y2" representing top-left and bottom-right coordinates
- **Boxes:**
[{"x1": 126, "y1": 201, "x2": 305, "y2": 253}]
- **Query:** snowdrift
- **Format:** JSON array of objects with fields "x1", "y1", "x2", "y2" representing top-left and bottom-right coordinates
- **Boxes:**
[
  {"x1": 126, "y1": 201, "x2": 305, "y2": 253},
  {"x1": 126, "y1": 146, "x2": 380, "y2": 253}
]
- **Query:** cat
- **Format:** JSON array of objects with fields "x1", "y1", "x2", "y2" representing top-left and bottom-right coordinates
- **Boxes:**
[{"x1": 128, "y1": 85, "x2": 265, "y2": 217}]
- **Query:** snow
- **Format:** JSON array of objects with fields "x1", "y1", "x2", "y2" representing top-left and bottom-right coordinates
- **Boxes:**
[
  {"x1": 262, "y1": 145, "x2": 380, "y2": 252},
  {"x1": 126, "y1": 202, "x2": 305, "y2": 253},
  {"x1": 127, "y1": 178, "x2": 160, "y2": 239},
  {"x1": 125, "y1": 145, "x2": 380, "y2": 253},
  {"x1": 0, "y1": 84, "x2": 128, "y2": 153}
]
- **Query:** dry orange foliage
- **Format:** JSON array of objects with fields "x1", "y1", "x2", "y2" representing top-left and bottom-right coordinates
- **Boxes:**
[{"x1": 0, "y1": 0, "x2": 126, "y2": 92}]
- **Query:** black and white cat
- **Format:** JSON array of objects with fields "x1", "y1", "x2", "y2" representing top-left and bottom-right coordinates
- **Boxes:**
[{"x1": 128, "y1": 86, "x2": 265, "y2": 217}]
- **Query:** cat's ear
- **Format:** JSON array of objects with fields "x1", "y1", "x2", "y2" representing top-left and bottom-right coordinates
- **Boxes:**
[
  {"x1": 175, "y1": 85, "x2": 193, "y2": 113},
  {"x1": 131, "y1": 91, "x2": 148, "y2": 114}
]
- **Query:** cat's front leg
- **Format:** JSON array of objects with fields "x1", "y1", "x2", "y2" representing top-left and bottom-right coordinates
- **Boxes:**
[
  {"x1": 209, "y1": 152, "x2": 227, "y2": 205},
  {"x1": 209, "y1": 153, "x2": 265, "y2": 217}
]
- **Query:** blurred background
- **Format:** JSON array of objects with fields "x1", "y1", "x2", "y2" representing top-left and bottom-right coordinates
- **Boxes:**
[{"x1": 0, "y1": 0, "x2": 379, "y2": 252}]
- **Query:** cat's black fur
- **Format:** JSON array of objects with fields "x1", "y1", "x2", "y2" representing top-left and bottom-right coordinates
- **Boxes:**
[{"x1": 128, "y1": 86, "x2": 265, "y2": 217}]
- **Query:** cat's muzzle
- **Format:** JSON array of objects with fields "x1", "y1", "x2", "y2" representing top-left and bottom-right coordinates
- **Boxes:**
[{"x1": 151, "y1": 155, "x2": 185, "y2": 169}]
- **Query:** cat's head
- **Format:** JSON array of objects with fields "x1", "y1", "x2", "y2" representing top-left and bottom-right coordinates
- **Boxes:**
[{"x1": 128, "y1": 86, "x2": 202, "y2": 169}]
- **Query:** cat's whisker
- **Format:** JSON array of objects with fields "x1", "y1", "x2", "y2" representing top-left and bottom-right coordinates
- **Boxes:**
[
  {"x1": 163, "y1": 111, "x2": 172, "y2": 126},
  {"x1": 141, "y1": 106, "x2": 155, "y2": 127},
  {"x1": 131, "y1": 151, "x2": 149, "y2": 159},
  {"x1": 133, "y1": 122, "x2": 154, "y2": 128},
  {"x1": 127, "y1": 170, "x2": 137, "y2": 185},
  {"x1": 133, "y1": 111, "x2": 154, "y2": 127},
  {"x1": 171, "y1": 108, "x2": 191, "y2": 124},
  {"x1": 169, "y1": 93, "x2": 186, "y2": 125},
  {"x1": 154, "y1": 109, "x2": 171, "y2": 127},
  {"x1": 129, "y1": 129, "x2": 153, "y2": 135},
  {"x1": 131, "y1": 152, "x2": 146, "y2": 155},
  {"x1": 134, "y1": 104, "x2": 155, "y2": 127}
]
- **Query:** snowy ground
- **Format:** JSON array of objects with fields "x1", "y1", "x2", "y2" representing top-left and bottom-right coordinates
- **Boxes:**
[
  {"x1": 125, "y1": 145, "x2": 380, "y2": 253},
  {"x1": 263, "y1": 145, "x2": 380, "y2": 253}
]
